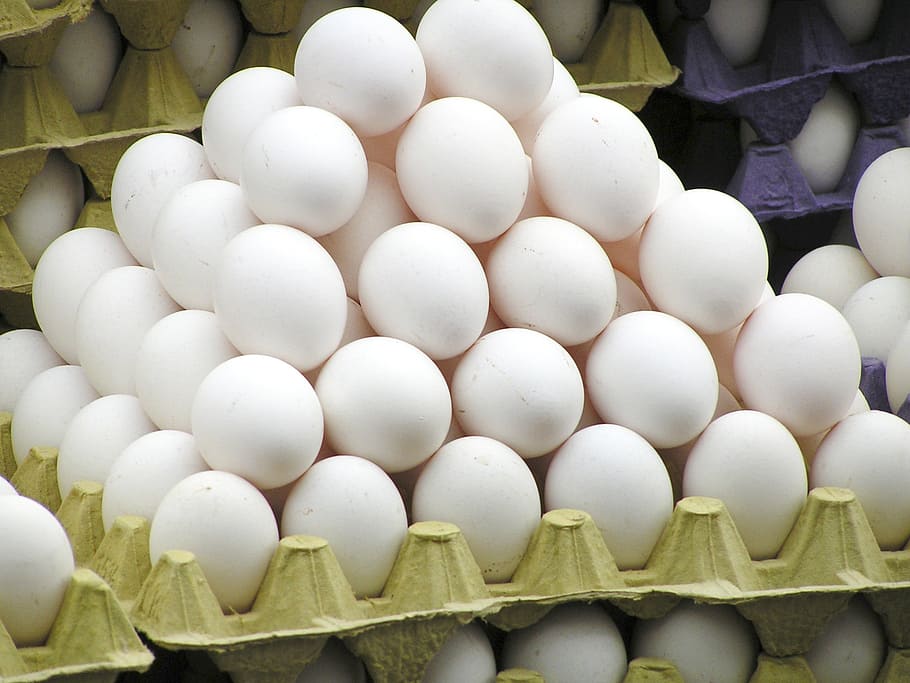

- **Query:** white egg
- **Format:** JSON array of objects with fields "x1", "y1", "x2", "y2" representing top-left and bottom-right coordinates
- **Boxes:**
[
  {"x1": 11, "y1": 365, "x2": 99, "y2": 466},
  {"x1": 451, "y1": 328, "x2": 584, "y2": 458},
  {"x1": 787, "y1": 82, "x2": 859, "y2": 194},
  {"x1": 501, "y1": 602, "x2": 627, "y2": 683},
  {"x1": 683, "y1": 410, "x2": 808, "y2": 559},
  {"x1": 631, "y1": 602, "x2": 759, "y2": 682},
  {"x1": 358, "y1": 222, "x2": 489, "y2": 360},
  {"x1": 422, "y1": 622, "x2": 497, "y2": 683},
  {"x1": 416, "y1": 0, "x2": 552, "y2": 121},
  {"x1": 514, "y1": 155, "x2": 551, "y2": 221},
  {"x1": 810, "y1": 410, "x2": 910, "y2": 549},
  {"x1": 359, "y1": 120, "x2": 405, "y2": 170},
  {"x1": 56, "y1": 394, "x2": 156, "y2": 500},
  {"x1": 510, "y1": 57, "x2": 580, "y2": 154},
  {"x1": 533, "y1": 95, "x2": 659, "y2": 243},
  {"x1": 295, "y1": 7, "x2": 426, "y2": 137},
  {"x1": 412, "y1": 436, "x2": 540, "y2": 581},
  {"x1": 149, "y1": 470, "x2": 279, "y2": 613},
  {"x1": 0, "y1": 496, "x2": 74, "y2": 646},
  {"x1": 191, "y1": 355, "x2": 323, "y2": 490},
  {"x1": 487, "y1": 216, "x2": 616, "y2": 346},
  {"x1": 151, "y1": 178, "x2": 259, "y2": 310},
  {"x1": 317, "y1": 162, "x2": 416, "y2": 300},
  {"x1": 281, "y1": 455, "x2": 407, "y2": 597},
  {"x1": 214, "y1": 226, "x2": 346, "y2": 372},
  {"x1": 805, "y1": 597, "x2": 887, "y2": 683},
  {"x1": 639, "y1": 189, "x2": 769, "y2": 335},
  {"x1": 49, "y1": 4, "x2": 122, "y2": 113},
  {"x1": 315, "y1": 336, "x2": 452, "y2": 473},
  {"x1": 821, "y1": 0, "x2": 882, "y2": 43},
  {"x1": 886, "y1": 321, "x2": 910, "y2": 412},
  {"x1": 102, "y1": 430, "x2": 209, "y2": 531},
  {"x1": 240, "y1": 106, "x2": 368, "y2": 236},
  {"x1": 703, "y1": 0, "x2": 772, "y2": 67},
  {"x1": 296, "y1": 638, "x2": 367, "y2": 683},
  {"x1": 853, "y1": 147, "x2": 910, "y2": 277},
  {"x1": 292, "y1": 0, "x2": 362, "y2": 43},
  {"x1": 545, "y1": 424, "x2": 673, "y2": 569},
  {"x1": 134, "y1": 309, "x2": 240, "y2": 432},
  {"x1": 0, "y1": 329, "x2": 64, "y2": 413},
  {"x1": 75, "y1": 265, "x2": 182, "y2": 396},
  {"x1": 0, "y1": 477, "x2": 15, "y2": 496},
  {"x1": 612, "y1": 270, "x2": 652, "y2": 320},
  {"x1": 733, "y1": 293, "x2": 861, "y2": 437},
  {"x1": 111, "y1": 133, "x2": 216, "y2": 267},
  {"x1": 6, "y1": 151, "x2": 84, "y2": 267},
  {"x1": 781, "y1": 244, "x2": 878, "y2": 310},
  {"x1": 841, "y1": 276, "x2": 910, "y2": 361},
  {"x1": 396, "y1": 97, "x2": 529, "y2": 243},
  {"x1": 586, "y1": 311, "x2": 719, "y2": 449},
  {"x1": 533, "y1": 0, "x2": 602, "y2": 63},
  {"x1": 797, "y1": 388, "x2": 872, "y2": 467},
  {"x1": 32, "y1": 227, "x2": 138, "y2": 364},
  {"x1": 202, "y1": 67, "x2": 302, "y2": 183},
  {"x1": 171, "y1": 0, "x2": 244, "y2": 98}
]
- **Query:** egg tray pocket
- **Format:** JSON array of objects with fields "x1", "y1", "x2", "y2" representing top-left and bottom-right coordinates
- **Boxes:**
[{"x1": 2, "y1": 416, "x2": 909, "y2": 683}]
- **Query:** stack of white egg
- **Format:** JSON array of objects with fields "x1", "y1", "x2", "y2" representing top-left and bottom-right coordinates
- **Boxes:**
[{"x1": 0, "y1": 0, "x2": 902, "y2": 680}]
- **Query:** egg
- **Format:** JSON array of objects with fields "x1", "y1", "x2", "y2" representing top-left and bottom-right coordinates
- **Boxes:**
[
  {"x1": 11, "y1": 365, "x2": 99, "y2": 466},
  {"x1": 395, "y1": 97, "x2": 529, "y2": 243},
  {"x1": 612, "y1": 270, "x2": 652, "y2": 320},
  {"x1": 416, "y1": 0, "x2": 553, "y2": 121},
  {"x1": 510, "y1": 57, "x2": 580, "y2": 154},
  {"x1": 134, "y1": 309, "x2": 240, "y2": 432},
  {"x1": 191, "y1": 354, "x2": 323, "y2": 490},
  {"x1": 0, "y1": 477, "x2": 15, "y2": 496},
  {"x1": 682, "y1": 410, "x2": 808, "y2": 559},
  {"x1": 486, "y1": 216, "x2": 617, "y2": 346},
  {"x1": 6, "y1": 151, "x2": 84, "y2": 267},
  {"x1": 49, "y1": 4, "x2": 122, "y2": 113},
  {"x1": 787, "y1": 82, "x2": 860, "y2": 194},
  {"x1": 171, "y1": 0, "x2": 244, "y2": 98},
  {"x1": 821, "y1": 0, "x2": 882, "y2": 43},
  {"x1": 240, "y1": 106, "x2": 368, "y2": 236},
  {"x1": 781, "y1": 245, "x2": 878, "y2": 310},
  {"x1": 0, "y1": 329, "x2": 64, "y2": 413},
  {"x1": 0, "y1": 496, "x2": 75, "y2": 646},
  {"x1": 317, "y1": 162, "x2": 416, "y2": 300},
  {"x1": 514, "y1": 155, "x2": 551, "y2": 221},
  {"x1": 111, "y1": 133, "x2": 216, "y2": 267},
  {"x1": 422, "y1": 622, "x2": 497, "y2": 683},
  {"x1": 805, "y1": 597, "x2": 887, "y2": 683},
  {"x1": 56, "y1": 394, "x2": 157, "y2": 500},
  {"x1": 74, "y1": 265, "x2": 182, "y2": 396},
  {"x1": 358, "y1": 222, "x2": 489, "y2": 360},
  {"x1": 639, "y1": 189, "x2": 769, "y2": 335},
  {"x1": 451, "y1": 327, "x2": 584, "y2": 458},
  {"x1": 532, "y1": 95, "x2": 659, "y2": 243},
  {"x1": 886, "y1": 321, "x2": 910, "y2": 412},
  {"x1": 295, "y1": 7, "x2": 426, "y2": 138},
  {"x1": 149, "y1": 470, "x2": 279, "y2": 613},
  {"x1": 841, "y1": 276, "x2": 910, "y2": 361},
  {"x1": 544, "y1": 424, "x2": 674, "y2": 569},
  {"x1": 853, "y1": 147, "x2": 910, "y2": 277},
  {"x1": 31, "y1": 227, "x2": 138, "y2": 364},
  {"x1": 586, "y1": 311, "x2": 719, "y2": 449},
  {"x1": 292, "y1": 0, "x2": 362, "y2": 43},
  {"x1": 810, "y1": 410, "x2": 910, "y2": 549},
  {"x1": 631, "y1": 602, "x2": 759, "y2": 682},
  {"x1": 703, "y1": 0, "x2": 772, "y2": 67},
  {"x1": 315, "y1": 336, "x2": 452, "y2": 473},
  {"x1": 412, "y1": 435, "x2": 540, "y2": 581},
  {"x1": 733, "y1": 293, "x2": 861, "y2": 437},
  {"x1": 102, "y1": 430, "x2": 209, "y2": 531},
  {"x1": 501, "y1": 602, "x2": 627, "y2": 682},
  {"x1": 201, "y1": 67, "x2": 302, "y2": 184},
  {"x1": 212, "y1": 224, "x2": 347, "y2": 372},
  {"x1": 532, "y1": 0, "x2": 602, "y2": 64},
  {"x1": 296, "y1": 638, "x2": 367, "y2": 683},
  {"x1": 281, "y1": 455, "x2": 407, "y2": 597}
]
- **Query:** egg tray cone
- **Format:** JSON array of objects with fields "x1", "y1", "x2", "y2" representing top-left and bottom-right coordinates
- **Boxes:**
[{"x1": 2, "y1": 410, "x2": 909, "y2": 681}]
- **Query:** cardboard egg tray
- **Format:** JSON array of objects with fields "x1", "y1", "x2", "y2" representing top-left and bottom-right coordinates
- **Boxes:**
[
  {"x1": 659, "y1": 0, "x2": 910, "y2": 220},
  {"x1": 2, "y1": 412, "x2": 909, "y2": 682}
]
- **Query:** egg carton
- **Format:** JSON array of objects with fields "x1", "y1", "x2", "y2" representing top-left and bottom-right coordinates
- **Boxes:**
[{"x1": 2, "y1": 413, "x2": 909, "y2": 682}]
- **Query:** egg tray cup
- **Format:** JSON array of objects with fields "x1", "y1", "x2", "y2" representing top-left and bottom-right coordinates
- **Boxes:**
[{"x1": 2, "y1": 412, "x2": 909, "y2": 683}]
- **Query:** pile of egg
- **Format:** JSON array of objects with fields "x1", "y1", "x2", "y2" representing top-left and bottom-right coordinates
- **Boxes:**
[{"x1": 1, "y1": 0, "x2": 907, "y2": 679}]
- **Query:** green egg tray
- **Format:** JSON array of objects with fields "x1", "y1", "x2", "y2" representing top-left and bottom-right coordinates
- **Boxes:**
[{"x1": 2, "y1": 411, "x2": 909, "y2": 682}]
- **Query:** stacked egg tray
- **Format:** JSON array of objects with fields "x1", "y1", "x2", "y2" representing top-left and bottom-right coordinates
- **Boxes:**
[
  {"x1": 2, "y1": 414, "x2": 910, "y2": 682},
  {"x1": 0, "y1": 0, "x2": 679, "y2": 332},
  {"x1": 658, "y1": 0, "x2": 910, "y2": 222}
]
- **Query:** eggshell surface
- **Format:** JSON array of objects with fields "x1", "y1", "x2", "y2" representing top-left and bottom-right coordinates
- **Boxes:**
[
  {"x1": 841, "y1": 276, "x2": 910, "y2": 361},
  {"x1": 0, "y1": 329, "x2": 64, "y2": 413},
  {"x1": 422, "y1": 622, "x2": 497, "y2": 683},
  {"x1": 805, "y1": 597, "x2": 887, "y2": 683},
  {"x1": 781, "y1": 245, "x2": 878, "y2": 310},
  {"x1": 853, "y1": 147, "x2": 910, "y2": 277}
]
